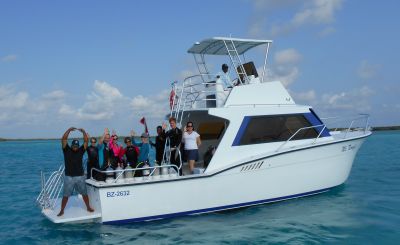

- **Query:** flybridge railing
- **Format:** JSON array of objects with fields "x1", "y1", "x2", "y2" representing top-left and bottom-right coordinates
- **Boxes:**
[
  {"x1": 171, "y1": 74, "x2": 234, "y2": 115},
  {"x1": 275, "y1": 114, "x2": 370, "y2": 152}
]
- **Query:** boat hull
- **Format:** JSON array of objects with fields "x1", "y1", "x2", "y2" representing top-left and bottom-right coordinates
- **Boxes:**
[{"x1": 90, "y1": 136, "x2": 367, "y2": 224}]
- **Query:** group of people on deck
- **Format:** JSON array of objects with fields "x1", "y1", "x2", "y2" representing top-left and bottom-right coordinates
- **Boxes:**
[{"x1": 58, "y1": 117, "x2": 201, "y2": 216}]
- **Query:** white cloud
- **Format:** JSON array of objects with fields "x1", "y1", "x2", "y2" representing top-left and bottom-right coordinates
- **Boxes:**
[
  {"x1": 0, "y1": 85, "x2": 29, "y2": 109},
  {"x1": 266, "y1": 66, "x2": 299, "y2": 87},
  {"x1": 131, "y1": 95, "x2": 151, "y2": 109},
  {"x1": 42, "y1": 90, "x2": 66, "y2": 100},
  {"x1": 265, "y1": 48, "x2": 302, "y2": 86},
  {"x1": 58, "y1": 80, "x2": 170, "y2": 122},
  {"x1": 291, "y1": 90, "x2": 317, "y2": 103},
  {"x1": 59, "y1": 104, "x2": 75, "y2": 115},
  {"x1": 274, "y1": 49, "x2": 302, "y2": 65},
  {"x1": 93, "y1": 80, "x2": 122, "y2": 98},
  {"x1": 357, "y1": 60, "x2": 380, "y2": 79},
  {"x1": 248, "y1": 0, "x2": 343, "y2": 37},
  {"x1": 291, "y1": 0, "x2": 342, "y2": 26},
  {"x1": 60, "y1": 80, "x2": 127, "y2": 121},
  {"x1": 130, "y1": 89, "x2": 170, "y2": 120},
  {"x1": 320, "y1": 86, "x2": 374, "y2": 111},
  {"x1": 178, "y1": 69, "x2": 197, "y2": 81},
  {"x1": 1, "y1": 54, "x2": 18, "y2": 62}
]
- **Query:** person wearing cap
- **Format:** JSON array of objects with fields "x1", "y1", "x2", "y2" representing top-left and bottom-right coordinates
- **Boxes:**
[
  {"x1": 130, "y1": 130, "x2": 151, "y2": 166},
  {"x1": 58, "y1": 127, "x2": 94, "y2": 216}
]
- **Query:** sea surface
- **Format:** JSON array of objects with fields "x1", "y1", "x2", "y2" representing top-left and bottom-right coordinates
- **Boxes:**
[{"x1": 0, "y1": 131, "x2": 399, "y2": 244}]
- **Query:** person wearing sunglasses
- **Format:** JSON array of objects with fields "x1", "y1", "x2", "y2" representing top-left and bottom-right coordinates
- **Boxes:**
[
  {"x1": 182, "y1": 121, "x2": 201, "y2": 174},
  {"x1": 124, "y1": 136, "x2": 139, "y2": 169},
  {"x1": 108, "y1": 130, "x2": 124, "y2": 169}
]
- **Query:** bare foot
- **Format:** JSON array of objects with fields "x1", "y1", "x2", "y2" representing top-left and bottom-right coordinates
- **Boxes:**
[
  {"x1": 87, "y1": 207, "x2": 94, "y2": 212},
  {"x1": 57, "y1": 210, "x2": 64, "y2": 216}
]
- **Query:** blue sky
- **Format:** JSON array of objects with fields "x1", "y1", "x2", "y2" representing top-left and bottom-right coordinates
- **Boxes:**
[{"x1": 1, "y1": 0, "x2": 399, "y2": 138}]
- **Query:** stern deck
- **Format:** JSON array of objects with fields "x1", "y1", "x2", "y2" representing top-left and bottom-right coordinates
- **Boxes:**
[{"x1": 42, "y1": 195, "x2": 101, "y2": 223}]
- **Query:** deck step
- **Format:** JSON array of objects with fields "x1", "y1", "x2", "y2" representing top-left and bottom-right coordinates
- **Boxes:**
[{"x1": 42, "y1": 195, "x2": 101, "y2": 223}]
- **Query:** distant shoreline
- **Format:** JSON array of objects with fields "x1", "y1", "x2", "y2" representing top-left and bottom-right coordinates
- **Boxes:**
[
  {"x1": 0, "y1": 136, "x2": 154, "y2": 142},
  {"x1": 1, "y1": 126, "x2": 399, "y2": 141}
]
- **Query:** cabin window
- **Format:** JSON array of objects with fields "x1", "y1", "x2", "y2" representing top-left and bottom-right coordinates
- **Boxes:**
[
  {"x1": 233, "y1": 114, "x2": 327, "y2": 146},
  {"x1": 197, "y1": 122, "x2": 226, "y2": 140}
]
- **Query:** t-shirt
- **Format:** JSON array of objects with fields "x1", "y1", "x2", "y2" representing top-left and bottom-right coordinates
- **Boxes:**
[
  {"x1": 63, "y1": 144, "x2": 85, "y2": 177},
  {"x1": 216, "y1": 72, "x2": 232, "y2": 87},
  {"x1": 125, "y1": 145, "x2": 139, "y2": 165},
  {"x1": 132, "y1": 138, "x2": 150, "y2": 163},
  {"x1": 182, "y1": 131, "x2": 200, "y2": 150},
  {"x1": 98, "y1": 142, "x2": 110, "y2": 169},
  {"x1": 87, "y1": 146, "x2": 99, "y2": 165}
]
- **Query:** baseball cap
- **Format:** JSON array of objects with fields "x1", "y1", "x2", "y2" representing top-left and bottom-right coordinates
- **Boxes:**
[
  {"x1": 71, "y1": 139, "x2": 80, "y2": 147},
  {"x1": 141, "y1": 133, "x2": 149, "y2": 138}
]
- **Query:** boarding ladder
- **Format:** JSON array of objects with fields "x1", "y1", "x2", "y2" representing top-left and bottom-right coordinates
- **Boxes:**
[
  {"x1": 36, "y1": 164, "x2": 65, "y2": 210},
  {"x1": 160, "y1": 82, "x2": 184, "y2": 173},
  {"x1": 193, "y1": 53, "x2": 211, "y2": 83},
  {"x1": 223, "y1": 39, "x2": 248, "y2": 84}
]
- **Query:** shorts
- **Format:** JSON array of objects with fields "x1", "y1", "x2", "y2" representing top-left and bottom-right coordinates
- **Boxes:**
[
  {"x1": 63, "y1": 175, "x2": 87, "y2": 197},
  {"x1": 185, "y1": 149, "x2": 199, "y2": 161}
]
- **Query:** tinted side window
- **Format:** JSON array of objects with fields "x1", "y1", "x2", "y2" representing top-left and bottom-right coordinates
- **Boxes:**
[{"x1": 238, "y1": 115, "x2": 319, "y2": 145}]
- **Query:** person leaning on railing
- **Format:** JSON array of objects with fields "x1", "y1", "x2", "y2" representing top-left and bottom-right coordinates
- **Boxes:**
[
  {"x1": 162, "y1": 117, "x2": 183, "y2": 176},
  {"x1": 58, "y1": 127, "x2": 94, "y2": 217}
]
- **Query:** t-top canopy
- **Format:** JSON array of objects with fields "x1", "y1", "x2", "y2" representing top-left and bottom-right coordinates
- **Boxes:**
[{"x1": 187, "y1": 37, "x2": 273, "y2": 55}]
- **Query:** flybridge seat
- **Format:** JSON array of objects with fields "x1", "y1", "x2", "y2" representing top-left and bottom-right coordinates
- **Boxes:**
[{"x1": 237, "y1": 61, "x2": 259, "y2": 84}]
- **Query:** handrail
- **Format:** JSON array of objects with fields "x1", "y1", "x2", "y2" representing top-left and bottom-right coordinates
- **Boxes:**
[
  {"x1": 36, "y1": 164, "x2": 65, "y2": 210},
  {"x1": 275, "y1": 124, "x2": 326, "y2": 152},
  {"x1": 321, "y1": 114, "x2": 370, "y2": 137},
  {"x1": 90, "y1": 164, "x2": 180, "y2": 184},
  {"x1": 275, "y1": 114, "x2": 370, "y2": 152}
]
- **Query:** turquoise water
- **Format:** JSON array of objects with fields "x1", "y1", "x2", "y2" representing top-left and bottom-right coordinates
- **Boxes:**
[{"x1": 0, "y1": 131, "x2": 399, "y2": 244}]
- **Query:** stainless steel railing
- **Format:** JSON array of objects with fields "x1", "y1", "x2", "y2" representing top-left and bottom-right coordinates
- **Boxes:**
[
  {"x1": 275, "y1": 114, "x2": 370, "y2": 152},
  {"x1": 36, "y1": 164, "x2": 65, "y2": 210},
  {"x1": 90, "y1": 163, "x2": 180, "y2": 184}
]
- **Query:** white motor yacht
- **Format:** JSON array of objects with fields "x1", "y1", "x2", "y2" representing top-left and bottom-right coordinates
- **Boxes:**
[{"x1": 37, "y1": 37, "x2": 371, "y2": 224}]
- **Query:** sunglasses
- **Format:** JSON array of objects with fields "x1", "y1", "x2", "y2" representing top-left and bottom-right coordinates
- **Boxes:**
[
  {"x1": 187, "y1": 125, "x2": 193, "y2": 127},
  {"x1": 91, "y1": 141, "x2": 97, "y2": 143}
]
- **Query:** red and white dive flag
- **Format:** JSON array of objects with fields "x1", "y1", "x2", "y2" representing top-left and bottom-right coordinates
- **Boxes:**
[{"x1": 140, "y1": 117, "x2": 149, "y2": 134}]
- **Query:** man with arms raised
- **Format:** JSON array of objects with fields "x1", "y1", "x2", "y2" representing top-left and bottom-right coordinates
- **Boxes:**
[{"x1": 58, "y1": 127, "x2": 94, "y2": 216}]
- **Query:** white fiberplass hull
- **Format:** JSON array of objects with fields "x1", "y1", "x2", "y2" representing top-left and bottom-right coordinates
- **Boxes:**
[
  {"x1": 84, "y1": 135, "x2": 367, "y2": 224},
  {"x1": 37, "y1": 37, "x2": 372, "y2": 224}
]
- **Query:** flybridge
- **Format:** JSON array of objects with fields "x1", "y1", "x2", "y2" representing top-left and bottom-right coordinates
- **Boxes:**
[{"x1": 186, "y1": 37, "x2": 272, "y2": 85}]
